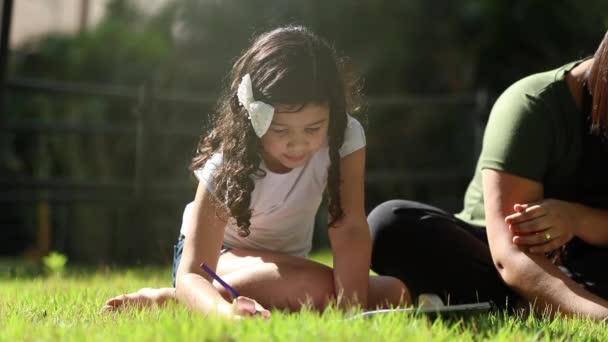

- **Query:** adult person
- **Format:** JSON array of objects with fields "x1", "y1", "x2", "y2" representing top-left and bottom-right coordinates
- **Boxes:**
[{"x1": 368, "y1": 32, "x2": 608, "y2": 320}]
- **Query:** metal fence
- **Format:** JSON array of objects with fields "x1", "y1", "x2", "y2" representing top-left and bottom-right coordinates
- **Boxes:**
[{"x1": 0, "y1": 77, "x2": 489, "y2": 263}]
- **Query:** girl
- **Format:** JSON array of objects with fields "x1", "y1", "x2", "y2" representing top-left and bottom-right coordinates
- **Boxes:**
[{"x1": 103, "y1": 26, "x2": 409, "y2": 318}]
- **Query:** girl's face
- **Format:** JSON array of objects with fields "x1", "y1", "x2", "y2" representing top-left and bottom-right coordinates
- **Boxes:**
[{"x1": 260, "y1": 103, "x2": 330, "y2": 173}]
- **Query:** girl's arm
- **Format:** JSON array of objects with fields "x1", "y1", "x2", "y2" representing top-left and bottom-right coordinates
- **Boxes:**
[
  {"x1": 328, "y1": 147, "x2": 371, "y2": 309},
  {"x1": 483, "y1": 169, "x2": 608, "y2": 319},
  {"x1": 175, "y1": 182, "x2": 269, "y2": 318}
]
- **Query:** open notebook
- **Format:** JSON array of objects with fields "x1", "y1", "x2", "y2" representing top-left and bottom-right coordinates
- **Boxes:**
[{"x1": 349, "y1": 294, "x2": 493, "y2": 320}]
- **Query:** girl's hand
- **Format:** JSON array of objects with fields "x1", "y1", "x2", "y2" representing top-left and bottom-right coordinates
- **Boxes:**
[
  {"x1": 505, "y1": 199, "x2": 580, "y2": 254},
  {"x1": 223, "y1": 296, "x2": 271, "y2": 320}
]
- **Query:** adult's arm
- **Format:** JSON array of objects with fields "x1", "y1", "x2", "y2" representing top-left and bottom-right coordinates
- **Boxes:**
[
  {"x1": 571, "y1": 205, "x2": 608, "y2": 246},
  {"x1": 483, "y1": 169, "x2": 608, "y2": 319}
]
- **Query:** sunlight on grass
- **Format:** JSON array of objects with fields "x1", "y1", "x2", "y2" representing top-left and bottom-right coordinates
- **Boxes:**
[{"x1": 1, "y1": 252, "x2": 607, "y2": 341}]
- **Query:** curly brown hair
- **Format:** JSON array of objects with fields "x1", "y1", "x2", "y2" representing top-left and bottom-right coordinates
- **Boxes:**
[{"x1": 190, "y1": 25, "x2": 361, "y2": 237}]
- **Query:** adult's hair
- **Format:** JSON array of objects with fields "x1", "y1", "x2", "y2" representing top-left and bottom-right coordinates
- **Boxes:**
[
  {"x1": 191, "y1": 25, "x2": 360, "y2": 236},
  {"x1": 587, "y1": 31, "x2": 608, "y2": 134}
]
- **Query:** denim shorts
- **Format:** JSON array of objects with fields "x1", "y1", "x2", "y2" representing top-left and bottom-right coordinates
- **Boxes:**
[{"x1": 172, "y1": 234, "x2": 232, "y2": 287}]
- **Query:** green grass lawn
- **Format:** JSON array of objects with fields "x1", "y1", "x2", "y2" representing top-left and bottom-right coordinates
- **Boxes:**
[{"x1": 1, "y1": 252, "x2": 606, "y2": 341}]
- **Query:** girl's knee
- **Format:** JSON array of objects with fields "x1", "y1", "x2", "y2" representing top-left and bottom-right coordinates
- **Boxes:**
[
  {"x1": 284, "y1": 262, "x2": 335, "y2": 310},
  {"x1": 369, "y1": 275, "x2": 412, "y2": 309},
  {"x1": 388, "y1": 277, "x2": 412, "y2": 305}
]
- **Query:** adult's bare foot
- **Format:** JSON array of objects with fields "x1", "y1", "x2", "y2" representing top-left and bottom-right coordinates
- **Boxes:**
[{"x1": 101, "y1": 287, "x2": 176, "y2": 313}]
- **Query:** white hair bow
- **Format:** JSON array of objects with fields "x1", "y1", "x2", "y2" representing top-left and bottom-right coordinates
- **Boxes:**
[{"x1": 237, "y1": 74, "x2": 274, "y2": 137}]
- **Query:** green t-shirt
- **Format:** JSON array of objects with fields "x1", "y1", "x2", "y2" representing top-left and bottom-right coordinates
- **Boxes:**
[{"x1": 456, "y1": 60, "x2": 586, "y2": 227}]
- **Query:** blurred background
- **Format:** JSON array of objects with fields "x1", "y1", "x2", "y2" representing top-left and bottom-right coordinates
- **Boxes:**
[{"x1": 1, "y1": 0, "x2": 607, "y2": 265}]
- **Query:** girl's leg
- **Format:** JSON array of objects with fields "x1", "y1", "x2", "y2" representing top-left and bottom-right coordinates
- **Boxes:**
[
  {"x1": 214, "y1": 249, "x2": 410, "y2": 310},
  {"x1": 368, "y1": 199, "x2": 516, "y2": 308},
  {"x1": 212, "y1": 249, "x2": 337, "y2": 311},
  {"x1": 368, "y1": 275, "x2": 412, "y2": 308},
  {"x1": 102, "y1": 287, "x2": 176, "y2": 312},
  {"x1": 103, "y1": 233, "x2": 411, "y2": 312},
  {"x1": 102, "y1": 234, "x2": 188, "y2": 312}
]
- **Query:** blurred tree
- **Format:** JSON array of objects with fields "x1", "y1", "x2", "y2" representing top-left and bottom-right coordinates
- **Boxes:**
[
  {"x1": 471, "y1": 0, "x2": 608, "y2": 92},
  {"x1": 4, "y1": 0, "x2": 608, "y2": 262},
  {"x1": 6, "y1": 0, "x2": 177, "y2": 263}
]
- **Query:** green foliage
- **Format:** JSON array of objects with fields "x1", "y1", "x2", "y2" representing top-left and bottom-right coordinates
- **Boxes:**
[
  {"x1": 4, "y1": 0, "x2": 608, "y2": 262},
  {"x1": 469, "y1": 0, "x2": 608, "y2": 91},
  {"x1": 0, "y1": 258, "x2": 44, "y2": 279},
  {"x1": 167, "y1": 0, "x2": 608, "y2": 94},
  {"x1": 42, "y1": 251, "x2": 68, "y2": 276},
  {"x1": 5, "y1": 1, "x2": 188, "y2": 264},
  {"x1": 7, "y1": 0, "x2": 176, "y2": 183}
]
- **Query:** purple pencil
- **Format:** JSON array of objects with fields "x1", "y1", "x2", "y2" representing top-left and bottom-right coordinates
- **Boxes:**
[{"x1": 200, "y1": 263, "x2": 240, "y2": 299}]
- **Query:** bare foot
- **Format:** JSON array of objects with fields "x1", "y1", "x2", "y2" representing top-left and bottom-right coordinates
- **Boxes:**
[{"x1": 101, "y1": 287, "x2": 176, "y2": 313}]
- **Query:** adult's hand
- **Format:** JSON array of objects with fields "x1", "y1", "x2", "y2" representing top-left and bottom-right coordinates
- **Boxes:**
[{"x1": 505, "y1": 199, "x2": 580, "y2": 254}]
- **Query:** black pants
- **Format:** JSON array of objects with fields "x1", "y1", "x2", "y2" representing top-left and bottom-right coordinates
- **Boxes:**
[{"x1": 368, "y1": 199, "x2": 608, "y2": 309}]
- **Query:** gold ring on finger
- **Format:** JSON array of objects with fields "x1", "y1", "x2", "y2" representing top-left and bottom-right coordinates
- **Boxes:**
[{"x1": 544, "y1": 232, "x2": 551, "y2": 240}]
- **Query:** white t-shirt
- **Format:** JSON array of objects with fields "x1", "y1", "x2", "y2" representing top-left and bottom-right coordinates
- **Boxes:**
[{"x1": 180, "y1": 115, "x2": 365, "y2": 257}]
